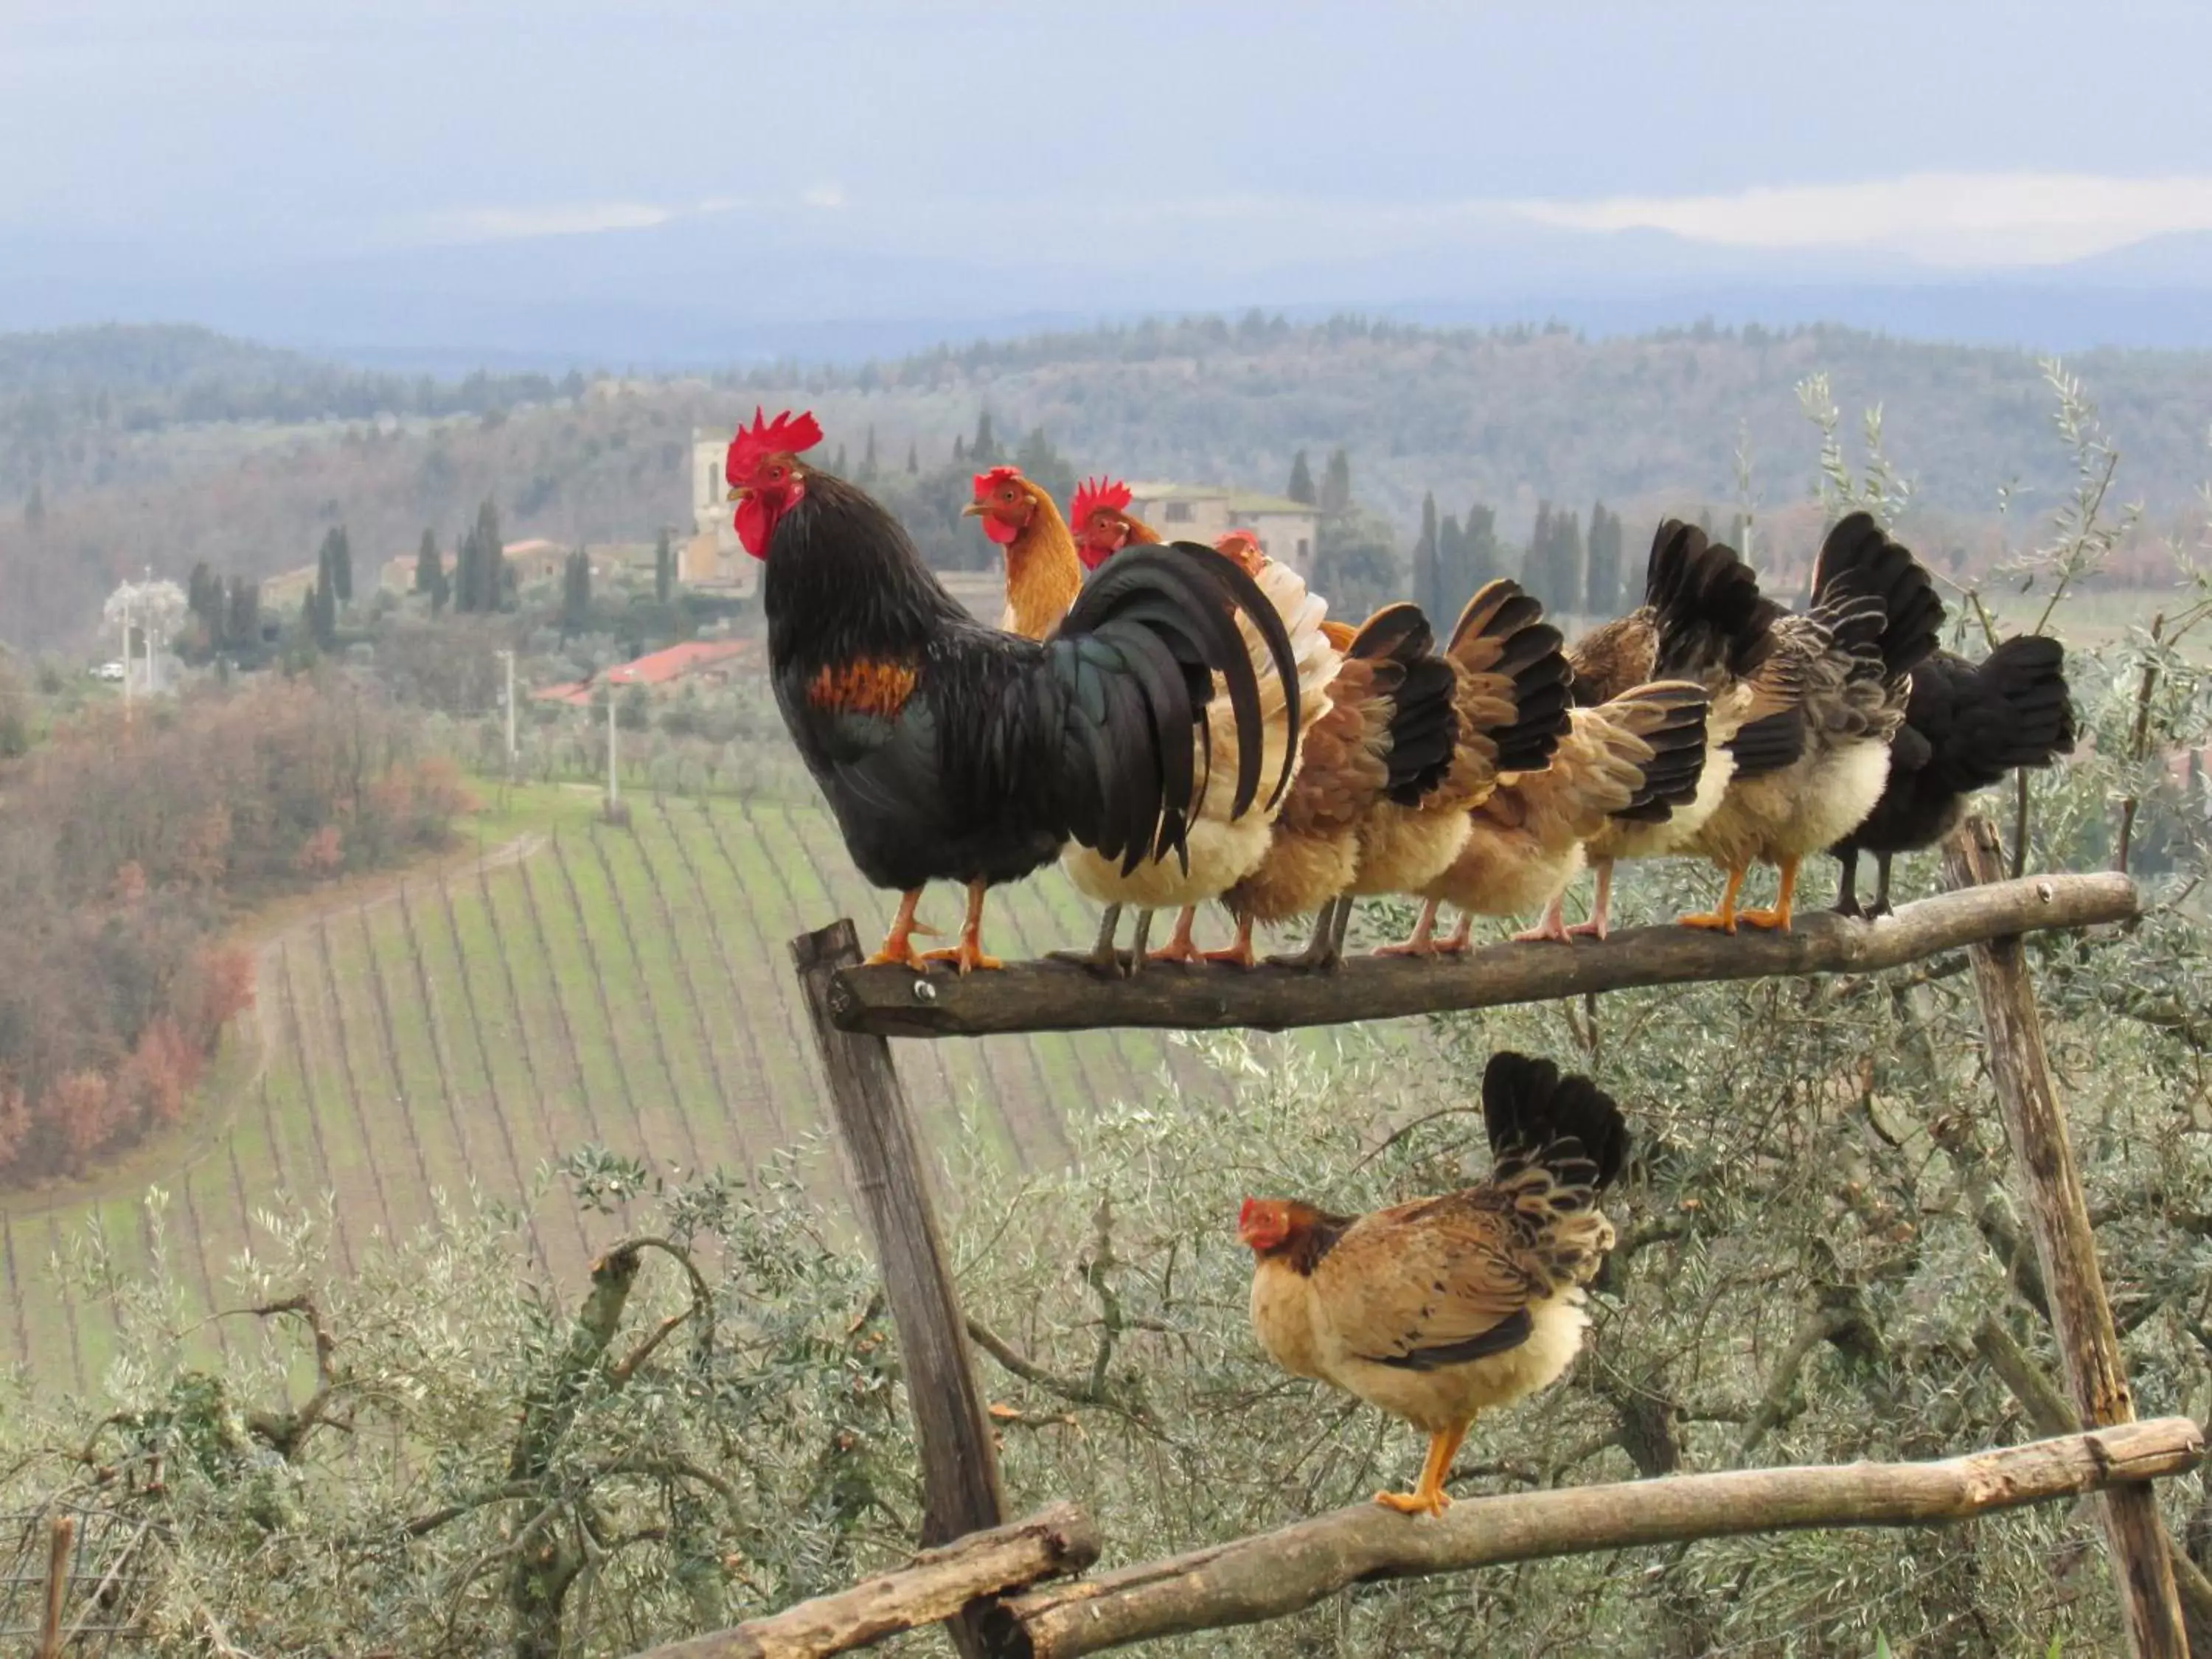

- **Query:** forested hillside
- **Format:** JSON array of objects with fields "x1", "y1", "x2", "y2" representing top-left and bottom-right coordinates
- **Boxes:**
[{"x1": 6, "y1": 316, "x2": 2212, "y2": 649}]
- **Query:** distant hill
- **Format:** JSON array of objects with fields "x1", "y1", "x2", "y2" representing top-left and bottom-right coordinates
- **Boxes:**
[
  {"x1": 0, "y1": 323, "x2": 316, "y2": 394},
  {"x1": 4, "y1": 315, "x2": 2209, "y2": 649}
]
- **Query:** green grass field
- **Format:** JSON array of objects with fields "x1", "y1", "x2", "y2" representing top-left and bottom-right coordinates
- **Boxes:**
[{"x1": 0, "y1": 785, "x2": 1228, "y2": 1391}]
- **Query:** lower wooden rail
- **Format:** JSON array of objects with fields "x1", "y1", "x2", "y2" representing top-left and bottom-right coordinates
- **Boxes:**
[{"x1": 625, "y1": 1422, "x2": 2202, "y2": 1659}]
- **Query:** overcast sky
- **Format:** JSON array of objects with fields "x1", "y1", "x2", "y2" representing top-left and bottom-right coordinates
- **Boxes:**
[{"x1": 7, "y1": 1, "x2": 2212, "y2": 271}]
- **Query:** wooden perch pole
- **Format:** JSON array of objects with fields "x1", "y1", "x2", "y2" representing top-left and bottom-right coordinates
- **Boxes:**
[
  {"x1": 631, "y1": 1503, "x2": 1099, "y2": 1659},
  {"x1": 825, "y1": 872, "x2": 2139, "y2": 1038},
  {"x1": 1001, "y1": 1420, "x2": 2204, "y2": 1659},
  {"x1": 790, "y1": 921, "x2": 1008, "y2": 1659},
  {"x1": 1944, "y1": 817, "x2": 2187, "y2": 1659},
  {"x1": 35, "y1": 1514, "x2": 74, "y2": 1659}
]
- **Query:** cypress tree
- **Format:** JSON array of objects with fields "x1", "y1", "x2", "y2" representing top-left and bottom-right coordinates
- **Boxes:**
[
  {"x1": 1411, "y1": 492, "x2": 1441, "y2": 620},
  {"x1": 970, "y1": 412, "x2": 999, "y2": 467},
  {"x1": 1584, "y1": 500, "x2": 1624, "y2": 616},
  {"x1": 1554, "y1": 508, "x2": 1585, "y2": 616},
  {"x1": 330, "y1": 525, "x2": 353, "y2": 606},
  {"x1": 905, "y1": 442, "x2": 919, "y2": 475},
  {"x1": 224, "y1": 577, "x2": 260, "y2": 650},
  {"x1": 1287, "y1": 450, "x2": 1316, "y2": 506},
  {"x1": 862, "y1": 425, "x2": 878, "y2": 476},
  {"x1": 653, "y1": 527, "x2": 674, "y2": 605},
  {"x1": 1436, "y1": 513, "x2": 1467, "y2": 623},
  {"x1": 1464, "y1": 503, "x2": 1504, "y2": 590},
  {"x1": 474, "y1": 500, "x2": 505, "y2": 611},
  {"x1": 414, "y1": 529, "x2": 441, "y2": 600},
  {"x1": 187, "y1": 561, "x2": 220, "y2": 639},
  {"x1": 560, "y1": 548, "x2": 592, "y2": 636},
  {"x1": 453, "y1": 524, "x2": 479, "y2": 613},
  {"x1": 1320, "y1": 448, "x2": 1352, "y2": 517}
]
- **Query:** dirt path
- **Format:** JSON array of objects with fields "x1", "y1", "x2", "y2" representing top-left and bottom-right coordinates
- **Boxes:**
[{"x1": 0, "y1": 831, "x2": 549, "y2": 1222}]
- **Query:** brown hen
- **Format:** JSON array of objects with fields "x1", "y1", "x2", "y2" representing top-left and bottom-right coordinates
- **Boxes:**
[{"x1": 1242, "y1": 1052, "x2": 1630, "y2": 1516}]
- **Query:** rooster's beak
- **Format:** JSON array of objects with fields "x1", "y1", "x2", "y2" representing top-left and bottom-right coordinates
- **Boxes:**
[
  {"x1": 727, "y1": 487, "x2": 747, "y2": 502},
  {"x1": 959, "y1": 501, "x2": 986, "y2": 518}
]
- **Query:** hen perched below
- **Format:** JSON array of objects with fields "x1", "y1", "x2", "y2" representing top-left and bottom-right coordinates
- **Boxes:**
[
  {"x1": 1242, "y1": 1052, "x2": 1630, "y2": 1517},
  {"x1": 730, "y1": 410, "x2": 1299, "y2": 973},
  {"x1": 1680, "y1": 512, "x2": 1944, "y2": 933},
  {"x1": 974, "y1": 481, "x2": 1339, "y2": 971},
  {"x1": 1830, "y1": 636, "x2": 2076, "y2": 916}
]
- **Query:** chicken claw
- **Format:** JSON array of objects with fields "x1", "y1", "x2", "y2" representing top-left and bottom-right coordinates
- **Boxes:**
[
  {"x1": 1678, "y1": 865, "x2": 1747, "y2": 934},
  {"x1": 1735, "y1": 858, "x2": 1799, "y2": 933},
  {"x1": 1048, "y1": 904, "x2": 1127, "y2": 976},
  {"x1": 1374, "y1": 1486, "x2": 1453, "y2": 1517},
  {"x1": 1202, "y1": 914, "x2": 1259, "y2": 968},
  {"x1": 1375, "y1": 897, "x2": 1442, "y2": 958},
  {"x1": 866, "y1": 889, "x2": 935, "y2": 970},
  {"x1": 919, "y1": 879, "x2": 1004, "y2": 973},
  {"x1": 921, "y1": 941, "x2": 1004, "y2": 974},
  {"x1": 1267, "y1": 897, "x2": 1346, "y2": 970},
  {"x1": 1374, "y1": 1422, "x2": 1468, "y2": 1517},
  {"x1": 1146, "y1": 905, "x2": 1207, "y2": 965}
]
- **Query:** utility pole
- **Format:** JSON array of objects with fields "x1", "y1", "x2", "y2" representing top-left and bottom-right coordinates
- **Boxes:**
[
  {"x1": 606, "y1": 682, "x2": 621, "y2": 817},
  {"x1": 497, "y1": 648, "x2": 517, "y2": 777}
]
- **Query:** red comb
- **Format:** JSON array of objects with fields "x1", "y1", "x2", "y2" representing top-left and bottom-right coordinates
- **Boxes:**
[
  {"x1": 1238, "y1": 1197, "x2": 1260, "y2": 1228},
  {"x1": 726, "y1": 407, "x2": 823, "y2": 486},
  {"x1": 1217, "y1": 526, "x2": 1261, "y2": 548},
  {"x1": 972, "y1": 464, "x2": 1023, "y2": 496},
  {"x1": 1071, "y1": 475, "x2": 1133, "y2": 524}
]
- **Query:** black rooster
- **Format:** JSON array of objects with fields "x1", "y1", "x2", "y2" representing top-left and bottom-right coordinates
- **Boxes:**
[
  {"x1": 727, "y1": 409, "x2": 1300, "y2": 972},
  {"x1": 1829, "y1": 636, "x2": 2076, "y2": 916}
]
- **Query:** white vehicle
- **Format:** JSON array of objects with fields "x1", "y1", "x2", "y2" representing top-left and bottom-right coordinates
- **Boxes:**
[{"x1": 94, "y1": 660, "x2": 126, "y2": 682}]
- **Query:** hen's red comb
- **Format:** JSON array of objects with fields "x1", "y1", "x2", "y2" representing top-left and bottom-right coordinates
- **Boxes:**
[
  {"x1": 1217, "y1": 526, "x2": 1261, "y2": 549},
  {"x1": 972, "y1": 464, "x2": 1023, "y2": 496},
  {"x1": 1070, "y1": 476, "x2": 1133, "y2": 524},
  {"x1": 1238, "y1": 1197, "x2": 1260, "y2": 1230},
  {"x1": 726, "y1": 407, "x2": 823, "y2": 487}
]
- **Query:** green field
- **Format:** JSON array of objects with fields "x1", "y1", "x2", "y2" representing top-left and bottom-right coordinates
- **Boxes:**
[{"x1": 0, "y1": 785, "x2": 1228, "y2": 1391}]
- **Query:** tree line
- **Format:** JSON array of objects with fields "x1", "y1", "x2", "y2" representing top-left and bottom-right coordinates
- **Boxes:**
[{"x1": 0, "y1": 676, "x2": 471, "y2": 1183}]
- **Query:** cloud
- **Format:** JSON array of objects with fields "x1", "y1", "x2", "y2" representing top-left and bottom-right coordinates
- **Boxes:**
[
  {"x1": 1510, "y1": 173, "x2": 2212, "y2": 267},
  {"x1": 392, "y1": 195, "x2": 755, "y2": 247},
  {"x1": 414, "y1": 201, "x2": 678, "y2": 243}
]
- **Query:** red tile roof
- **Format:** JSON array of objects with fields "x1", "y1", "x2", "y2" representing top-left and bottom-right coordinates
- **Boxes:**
[{"x1": 603, "y1": 639, "x2": 748, "y2": 686}]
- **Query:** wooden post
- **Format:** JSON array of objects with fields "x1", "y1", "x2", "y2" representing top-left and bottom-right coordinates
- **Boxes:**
[
  {"x1": 36, "y1": 1514, "x2": 74, "y2": 1659},
  {"x1": 1944, "y1": 815, "x2": 2187, "y2": 1658},
  {"x1": 790, "y1": 920, "x2": 1009, "y2": 1659}
]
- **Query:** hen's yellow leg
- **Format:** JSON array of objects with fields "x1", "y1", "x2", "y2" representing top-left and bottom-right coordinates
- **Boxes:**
[
  {"x1": 1147, "y1": 905, "x2": 1206, "y2": 964},
  {"x1": 1376, "y1": 1419, "x2": 1471, "y2": 1517},
  {"x1": 1202, "y1": 911, "x2": 1258, "y2": 967},
  {"x1": 1678, "y1": 865, "x2": 1745, "y2": 933},
  {"x1": 1514, "y1": 892, "x2": 1574, "y2": 943},
  {"x1": 1566, "y1": 860, "x2": 1614, "y2": 939},
  {"x1": 866, "y1": 889, "x2": 934, "y2": 970},
  {"x1": 921, "y1": 879, "x2": 1004, "y2": 973},
  {"x1": 1738, "y1": 858, "x2": 1799, "y2": 932},
  {"x1": 1376, "y1": 897, "x2": 1443, "y2": 957}
]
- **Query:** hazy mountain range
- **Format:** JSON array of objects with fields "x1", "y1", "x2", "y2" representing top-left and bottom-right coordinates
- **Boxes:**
[{"x1": 7, "y1": 212, "x2": 2212, "y2": 374}]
